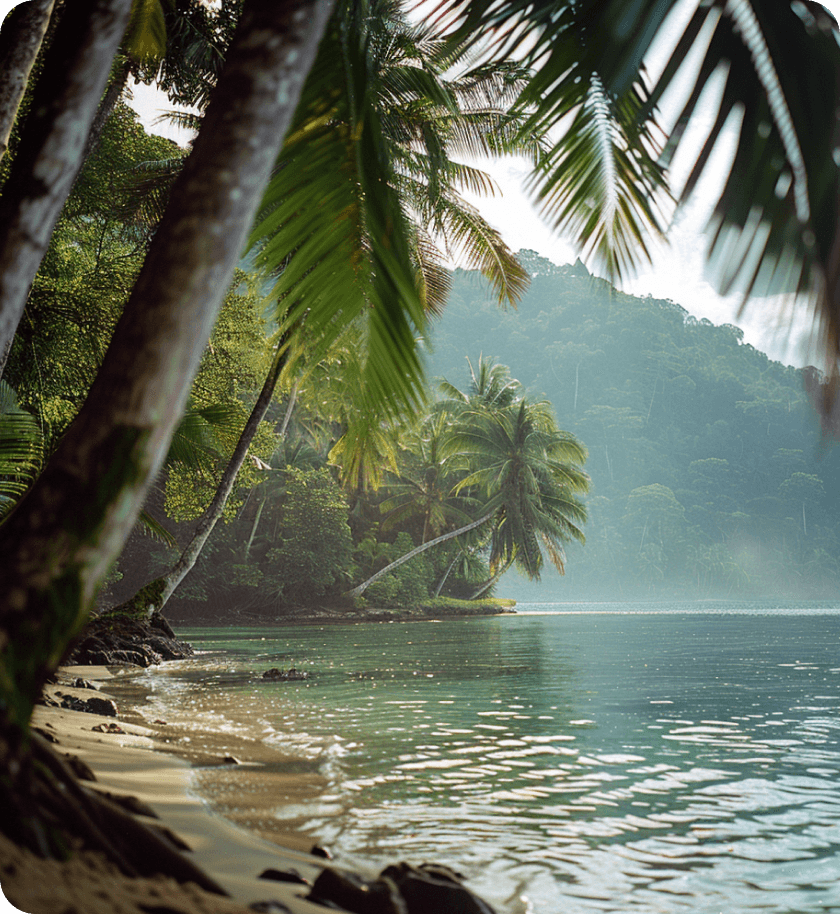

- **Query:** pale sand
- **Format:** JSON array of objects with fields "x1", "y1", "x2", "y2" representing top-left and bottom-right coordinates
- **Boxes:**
[{"x1": 1, "y1": 665, "x2": 350, "y2": 914}]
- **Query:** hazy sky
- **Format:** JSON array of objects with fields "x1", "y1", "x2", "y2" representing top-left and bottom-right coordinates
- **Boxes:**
[{"x1": 128, "y1": 0, "x2": 840, "y2": 364}]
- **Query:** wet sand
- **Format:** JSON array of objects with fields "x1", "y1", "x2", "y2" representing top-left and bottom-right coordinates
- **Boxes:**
[{"x1": 1, "y1": 665, "x2": 350, "y2": 914}]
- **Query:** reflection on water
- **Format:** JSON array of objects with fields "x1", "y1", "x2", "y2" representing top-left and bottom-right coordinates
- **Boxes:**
[{"x1": 135, "y1": 602, "x2": 840, "y2": 913}]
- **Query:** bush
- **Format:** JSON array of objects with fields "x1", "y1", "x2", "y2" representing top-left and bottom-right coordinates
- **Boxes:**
[
  {"x1": 365, "y1": 532, "x2": 434, "y2": 607},
  {"x1": 269, "y1": 467, "x2": 355, "y2": 603}
]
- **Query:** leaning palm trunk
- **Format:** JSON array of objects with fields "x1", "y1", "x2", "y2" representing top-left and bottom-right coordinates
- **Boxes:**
[
  {"x1": 0, "y1": 0, "x2": 335, "y2": 758},
  {"x1": 469, "y1": 556, "x2": 514, "y2": 600},
  {"x1": 134, "y1": 344, "x2": 290, "y2": 619},
  {"x1": 0, "y1": 0, "x2": 55, "y2": 161},
  {"x1": 432, "y1": 551, "x2": 461, "y2": 598},
  {"x1": 0, "y1": 0, "x2": 132, "y2": 381},
  {"x1": 348, "y1": 511, "x2": 494, "y2": 599}
]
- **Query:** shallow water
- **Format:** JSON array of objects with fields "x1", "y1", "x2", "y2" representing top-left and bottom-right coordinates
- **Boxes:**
[{"x1": 135, "y1": 601, "x2": 840, "y2": 913}]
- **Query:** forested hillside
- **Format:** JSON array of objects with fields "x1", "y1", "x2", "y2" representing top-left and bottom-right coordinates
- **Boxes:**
[{"x1": 427, "y1": 251, "x2": 840, "y2": 601}]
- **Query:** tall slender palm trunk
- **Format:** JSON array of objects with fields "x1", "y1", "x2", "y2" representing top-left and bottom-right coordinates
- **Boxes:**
[
  {"x1": 348, "y1": 511, "x2": 494, "y2": 599},
  {"x1": 134, "y1": 343, "x2": 290, "y2": 619},
  {"x1": 0, "y1": 0, "x2": 55, "y2": 161},
  {"x1": 0, "y1": 0, "x2": 132, "y2": 381}
]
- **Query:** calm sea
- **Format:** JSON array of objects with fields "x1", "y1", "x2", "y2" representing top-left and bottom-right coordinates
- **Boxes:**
[{"x1": 133, "y1": 601, "x2": 840, "y2": 913}]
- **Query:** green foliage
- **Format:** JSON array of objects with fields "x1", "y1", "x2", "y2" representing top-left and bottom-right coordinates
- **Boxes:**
[
  {"x1": 0, "y1": 381, "x2": 42, "y2": 515},
  {"x1": 7, "y1": 104, "x2": 182, "y2": 447},
  {"x1": 365, "y1": 531, "x2": 435, "y2": 607},
  {"x1": 268, "y1": 467, "x2": 355, "y2": 604}
]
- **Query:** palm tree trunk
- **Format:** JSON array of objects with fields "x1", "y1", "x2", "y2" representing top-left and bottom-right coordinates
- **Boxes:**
[
  {"x1": 469, "y1": 556, "x2": 513, "y2": 600},
  {"x1": 242, "y1": 380, "x2": 297, "y2": 561},
  {"x1": 0, "y1": 0, "x2": 335, "y2": 747},
  {"x1": 433, "y1": 552, "x2": 461, "y2": 598},
  {"x1": 243, "y1": 496, "x2": 267, "y2": 561},
  {"x1": 82, "y1": 56, "x2": 132, "y2": 161},
  {"x1": 0, "y1": 0, "x2": 132, "y2": 382},
  {"x1": 348, "y1": 512, "x2": 494, "y2": 599},
  {"x1": 136, "y1": 343, "x2": 291, "y2": 618},
  {"x1": 0, "y1": 0, "x2": 55, "y2": 162}
]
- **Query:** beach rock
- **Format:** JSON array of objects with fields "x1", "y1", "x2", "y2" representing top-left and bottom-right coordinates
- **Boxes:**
[
  {"x1": 221, "y1": 755, "x2": 242, "y2": 765},
  {"x1": 381, "y1": 863, "x2": 498, "y2": 914},
  {"x1": 58, "y1": 694, "x2": 118, "y2": 717},
  {"x1": 308, "y1": 863, "x2": 498, "y2": 914},
  {"x1": 258, "y1": 868, "x2": 310, "y2": 886},
  {"x1": 308, "y1": 868, "x2": 406, "y2": 914},
  {"x1": 72, "y1": 677, "x2": 99, "y2": 690},
  {"x1": 261, "y1": 667, "x2": 308, "y2": 682},
  {"x1": 91, "y1": 722, "x2": 124, "y2": 734},
  {"x1": 64, "y1": 613, "x2": 193, "y2": 668},
  {"x1": 250, "y1": 903, "x2": 294, "y2": 914},
  {"x1": 310, "y1": 844, "x2": 333, "y2": 859}
]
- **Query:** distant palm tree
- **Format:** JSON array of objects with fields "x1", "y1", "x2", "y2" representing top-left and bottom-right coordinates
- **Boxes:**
[
  {"x1": 349, "y1": 381, "x2": 589, "y2": 599},
  {"x1": 379, "y1": 408, "x2": 478, "y2": 544},
  {"x1": 448, "y1": 395, "x2": 589, "y2": 587}
]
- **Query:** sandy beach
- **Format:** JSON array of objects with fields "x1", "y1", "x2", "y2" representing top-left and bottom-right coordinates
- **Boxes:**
[{"x1": 0, "y1": 665, "x2": 354, "y2": 914}]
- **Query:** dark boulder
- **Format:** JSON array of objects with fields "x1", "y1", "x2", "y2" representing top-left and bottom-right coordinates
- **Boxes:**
[
  {"x1": 261, "y1": 668, "x2": 308, "y2": 682},
  {"x1": 382, "y1": 863, "x2": 498, "y2": 914},
  {"x1": 58, "y1": 693, "x2": 119, "y2": 717},
  {"x1": 64, "y1": 613, "x2": 193, "y2": 668},
  {"x1": 308, "y1": 863, "x2": 497, "y2": 914},
  {"x1": 308, "y1": 868, "x2": 406, "y2": 914}
]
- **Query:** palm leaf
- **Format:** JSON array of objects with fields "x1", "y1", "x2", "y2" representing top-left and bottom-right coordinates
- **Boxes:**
[
  {"x1": 0, "y1": 380, "x2": 43, "y2": 514},
  {"x1": 441, "y1": 0, "x2": 840, "y2": 373},
  {"x1": 137, "y1": 508, "x2": 178, "y2": 546},
  {"x1": 249, "y1": 1, "x2": 428, "y2": 427},
  {"x1": 125, "y1": 0, "x2": 170, "y2": 63}
]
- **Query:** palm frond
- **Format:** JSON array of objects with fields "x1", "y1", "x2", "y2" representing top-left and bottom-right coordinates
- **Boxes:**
[
  {"x1": 125, "y1": 0, "x2": 170, "y2": 63},
  {"x1": 164, "y1": 402, "x2": 242, "y2": 475},
  {"x1": 0, "y1": 380, "x2": 43, "y2": 513},
  {"x1": 441, "y1": 0, "x2": 840, "y2": 376},
  {"x1": 249, "y1": 2, "x2": 428, "y2": 428},
  {"x1": 137, "y1": 509, "x2": 178, "y2": 546}
]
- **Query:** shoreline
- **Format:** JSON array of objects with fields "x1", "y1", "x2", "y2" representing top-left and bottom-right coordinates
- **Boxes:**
[
  {"x1": 2, "y1": 666, "x2": 352, "y2": 914},
  {"x1": 3, "y1": 661, "x2": 503, "y2": 914},
  {"x1": 164, "y1": 598, "x2": 517, "y2": 628}
]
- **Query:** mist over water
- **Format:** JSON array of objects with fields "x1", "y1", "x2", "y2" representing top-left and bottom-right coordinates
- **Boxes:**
[{"x1": 134, "y1": 602, "x2": 840, "y2": 913}]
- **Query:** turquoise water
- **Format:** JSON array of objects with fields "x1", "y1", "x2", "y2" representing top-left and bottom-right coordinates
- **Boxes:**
[{"x1": 137, "y1": 601, "x2": 840, "y2": 913}]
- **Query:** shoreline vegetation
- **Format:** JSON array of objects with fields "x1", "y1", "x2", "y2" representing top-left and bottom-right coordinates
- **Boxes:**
[{"x1": 166, "y1": 597, "x2": 518, "y2": 628}]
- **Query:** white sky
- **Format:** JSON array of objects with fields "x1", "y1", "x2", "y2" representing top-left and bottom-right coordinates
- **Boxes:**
[{"x1": 4, "y1": 0, "x2": 839, "y2": 367}]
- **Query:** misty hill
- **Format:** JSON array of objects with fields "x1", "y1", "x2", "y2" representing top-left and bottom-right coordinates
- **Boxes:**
[{"x1": 425, "y1": 250, "x2": 840, "y2": 602}]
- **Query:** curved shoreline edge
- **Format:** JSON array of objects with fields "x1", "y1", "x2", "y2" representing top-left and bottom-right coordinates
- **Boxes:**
[
  {"x1": 3, "y1": 664, "x2": 332, "y2": 914},
  {"x1": 3, "y1": 663, "x2": 502, "y2": 914}
]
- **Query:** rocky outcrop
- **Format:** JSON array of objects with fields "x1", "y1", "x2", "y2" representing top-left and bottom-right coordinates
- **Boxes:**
[
  {"x1": 64, "y1": 612, "x2": 193, "y2": 668},
  {"x1": 261, "y1": 668, "x2": 308, "y2": 682},
  {"x1": 308, "y1": 862, "x2": 497, "y2": 914}
]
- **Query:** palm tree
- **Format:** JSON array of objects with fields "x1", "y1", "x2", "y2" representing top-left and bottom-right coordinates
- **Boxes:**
[
  {"x1": 120, "y1": 0, "x2": 539, "y2": 617},
  {"x1": 447, "y1": 394, "x2": 589, "y2": 583},
  {"x1": 439, "y1": 355, "x2": 523, "y2": 414},
  {"x1": 349, "y1": 379, "x2": 589, "y2": 599},
  {"x1": 379, "y1": 408, "x2": 479, "y2": 544}
]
